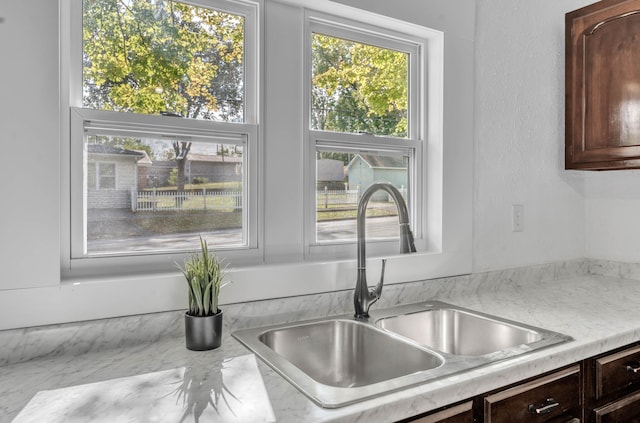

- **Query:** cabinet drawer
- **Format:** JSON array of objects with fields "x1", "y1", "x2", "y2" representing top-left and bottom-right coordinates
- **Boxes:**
[
  {"x1": 484, "y1": 366, "x2": 581, "y2": 423},
  {"x1": 596, "y1": 345, "x2": 640, "y2": 400},
  {"x1": 594, "y1": 390, "x2": 640, "y2": 423}
]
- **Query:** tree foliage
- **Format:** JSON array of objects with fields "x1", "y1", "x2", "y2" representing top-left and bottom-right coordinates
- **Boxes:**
[
  {"x1": 83, "y1": 0, "x2": 245, "y2": 122},
  {"x1": 311, "y1": 33, "x2": 408, "y2": 138}
]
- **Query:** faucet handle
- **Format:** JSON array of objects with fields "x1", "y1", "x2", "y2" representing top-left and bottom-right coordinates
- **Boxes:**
[{"x1": 372, "y1": 258, "x2": 387, "y2": 299}]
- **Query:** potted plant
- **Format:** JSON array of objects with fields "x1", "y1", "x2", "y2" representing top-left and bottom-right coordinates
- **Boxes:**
[{"x1": 178, "y1": 236, "x2": 229, "y2": 351}]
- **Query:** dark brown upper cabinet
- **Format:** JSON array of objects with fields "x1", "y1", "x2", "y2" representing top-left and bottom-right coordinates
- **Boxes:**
[{"x1": 566, "y1": 0, "x2": 640, "y2": 170}]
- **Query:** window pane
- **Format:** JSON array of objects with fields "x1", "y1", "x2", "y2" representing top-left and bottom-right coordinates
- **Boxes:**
[
  {"x1": 98, "y1": 163, "x2": 116, "y2": 189},
  {"x1": 316, "y1": 150, "x2": 410, "y2": 243},
  {"x1": 82, "y1": 0, "x2": 245, "y2": 122},
  {"x1": 85, "y1": 135, "x2": 245, "y2": 255},
  {"x1": 311, "y1": 33, "x2": 408, "y2": 137}
]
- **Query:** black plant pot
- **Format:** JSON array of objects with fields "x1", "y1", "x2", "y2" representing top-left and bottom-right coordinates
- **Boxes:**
[{"x1": 185, "y1": 310, "x2": 223, "y2": 351}]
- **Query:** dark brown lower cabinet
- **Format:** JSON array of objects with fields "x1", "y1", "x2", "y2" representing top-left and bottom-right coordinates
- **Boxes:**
[
  {"x1": 403, "y1": 366, "x2": 581, "y2": 423},
  {"x1": 403, "y1": 342, "x2": 640, "y2": 423}
]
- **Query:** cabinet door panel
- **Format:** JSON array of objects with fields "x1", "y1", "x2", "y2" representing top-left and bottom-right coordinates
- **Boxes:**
[
  {"x1": 566, "y1": 0, "x2": 640, "y2": 169},
  {"x1": 596, "y1": 345, "x2": 640, "y2": 400},
  {"x1": 594, "y1": 390, "x2": 640, "y2": 423}
]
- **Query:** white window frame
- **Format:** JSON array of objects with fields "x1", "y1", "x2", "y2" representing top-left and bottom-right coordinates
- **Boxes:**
[
  {"x1": 62, "y1": 0, "x2": 262, "y2": 277},
  {"x1": 304, "y1": 12, "x2": 428, "y2": 260}
]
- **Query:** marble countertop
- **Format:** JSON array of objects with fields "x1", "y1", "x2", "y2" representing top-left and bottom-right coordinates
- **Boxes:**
[{"x1": 3, "y1": 271, "x2": 640, "y2": 423}]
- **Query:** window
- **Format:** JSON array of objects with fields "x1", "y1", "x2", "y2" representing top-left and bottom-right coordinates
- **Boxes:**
[
  {"x1": 97, "y1": 163, "x2": 116, "y2": 190},
  {"x1": 88, "y1": 161, "x2": 116, "y2": 190},
  {"x1": 67, "y1": 0, "x2": 259, "y2": 270},
  {"x1": 53, "y1": 0, "x2": 463, "y2": 327},
  {"x1": 80, "y1": 128, "x2": 247, "y2": 257},
  {"x1": 306, "y1": 14, "x2": 425, "y2": 257}
]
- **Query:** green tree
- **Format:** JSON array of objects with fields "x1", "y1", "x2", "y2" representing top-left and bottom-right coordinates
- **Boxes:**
[
  {"x1": 83, "y1": 0, "x2": 245, "y2": 190},
  {"x1": 311, "y1": 34, "x2": 408, "y2": 137},
  {"x1": 317, "y1": 150, "x2": 354, "y2": 165}
]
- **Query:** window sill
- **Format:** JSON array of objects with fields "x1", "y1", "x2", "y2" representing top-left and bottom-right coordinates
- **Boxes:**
[{"x1": 0, "y1": 249, "x2": 470, "y2": 330}]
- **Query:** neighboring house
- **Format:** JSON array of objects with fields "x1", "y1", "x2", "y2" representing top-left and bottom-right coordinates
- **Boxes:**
[
  {"x1": 86, "y1": 144, "x2": 144, "y2": 209},
  {"x1": 317, "y1": 158, "x2": 346, "y2": 190},
  {"x1": 187, "y1": 153, "x2": 242, "y2": 184},
  {"x1": 347, "y1": 154, "x2": 408, "y2": 198},
  {"x1": 150, "y1": 153, "x2": 243, "y2": 187}
]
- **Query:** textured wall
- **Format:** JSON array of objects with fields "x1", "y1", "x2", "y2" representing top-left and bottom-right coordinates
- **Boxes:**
[
  {"x1": 473, "y1": 0, "x2": 590, "y2": 271},
  {"x1": 584, "y1": 170, "x2": 640, "y2": 262},
  {"x1": 0, "y1": 1, "x2": 60, "y2": 289}
]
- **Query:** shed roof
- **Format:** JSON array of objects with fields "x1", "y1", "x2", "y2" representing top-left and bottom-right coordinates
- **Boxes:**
[
  {"x1": 348, "y1": 154, "x2": 407, "y2": 169},
  {"x1": 187, "y1": 153, "x2": 243, "y2": 163},
  {"x1": 87, "y1": 144, "x2": 145, "y2": 159}
]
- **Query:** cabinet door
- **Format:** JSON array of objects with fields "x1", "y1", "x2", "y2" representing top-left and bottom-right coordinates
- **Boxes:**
[
  {"x1": 566, "y1": 0, "x2": 640, "y2": 170},
  {"x1": 484, "y1": 366, "x2": 581, "y2": 423},
  {"x1": 595, "y1": 345, "x2": 640, "y2": 400},
  {"x1": 409, "y1": 401, "x2": 473, "y2": 423},
  {"x1": 594, "y1": 390, "x2": 640, "y2": 423}
]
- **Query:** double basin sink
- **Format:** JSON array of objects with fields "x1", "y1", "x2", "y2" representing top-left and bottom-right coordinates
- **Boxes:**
[{"x1": 232, "y1": 301, "x2": 572, "y2": 408}]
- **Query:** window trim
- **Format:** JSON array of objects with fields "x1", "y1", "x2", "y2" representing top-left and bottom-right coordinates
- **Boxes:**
[{"x1": 303, "y1": 11, "x2": 428, "y2": 260}]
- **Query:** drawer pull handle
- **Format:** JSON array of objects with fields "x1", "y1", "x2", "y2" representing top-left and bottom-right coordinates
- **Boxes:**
[
  {"x1": 626, "y1": 362, "x2": 640, "y2": 373},
  {"x1": 528, "y1": 398, "x2": 560, "y2": 414}
]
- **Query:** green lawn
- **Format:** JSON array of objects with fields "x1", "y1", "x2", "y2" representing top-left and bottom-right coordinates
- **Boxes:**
[
  {"x1": 317, "y1": 206, "x2": 398, "y2": 221},
  {"x1": 134, "y1": 211, "x2": 242, "y2": 234}
]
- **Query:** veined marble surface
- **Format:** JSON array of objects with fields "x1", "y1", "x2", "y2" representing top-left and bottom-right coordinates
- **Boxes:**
[
  {"x1": 4, "y1": 259, "x2": 640, "y2": 422},
  {"x1": 0, "y1": 259, "x2": 589, "y2": 367}
]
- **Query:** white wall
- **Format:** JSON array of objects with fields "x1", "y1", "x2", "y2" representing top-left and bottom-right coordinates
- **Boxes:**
[
  {"x1": 473, "y1": 0, "x2": 590, "y2": 271},
  {"x1": 0, "y1": 1, "x2": 60, "y2": 290},
  {"x1": 474, "y1": 0, "x2": 640, "y2": 270},
  {"x1": 584, "y1": 171, "x2": 640, "y2": 262}
]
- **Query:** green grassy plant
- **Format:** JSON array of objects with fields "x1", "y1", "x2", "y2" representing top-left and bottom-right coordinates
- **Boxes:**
[{"x1": 178, "y1": 236, "x2": 229, "y2": 316}]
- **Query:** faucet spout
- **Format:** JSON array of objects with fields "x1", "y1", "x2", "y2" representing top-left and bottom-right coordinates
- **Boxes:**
[{"x1": 354, "y1": 182, "x2": 416, "y2": 319}]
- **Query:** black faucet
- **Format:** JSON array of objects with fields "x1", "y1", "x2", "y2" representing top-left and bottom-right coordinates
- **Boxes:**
[{"x1": 354, "y1": 182, "x2": 416, "y2": 319}]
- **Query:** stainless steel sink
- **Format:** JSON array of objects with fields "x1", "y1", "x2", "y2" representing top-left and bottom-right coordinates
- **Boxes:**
[
  {"x1": 232, "y1": 301, "x2": 572, "y2": 408},
  {"x1": 259, "y1": 319, "x2": 443, "y2": 388},
  {"x1": 375, "y1": 305, "x2": 545, "y2": 356},
  {"x1": 233, "y1": 317, "x2": 446, "y2": 407}
]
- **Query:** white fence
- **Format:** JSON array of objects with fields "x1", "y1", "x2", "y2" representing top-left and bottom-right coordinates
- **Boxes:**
[
  {"x1": 132, "y1": 189, "x2": 242, "y2": 212},
  {"x1": 133, "y1": 186, "x2": 407, "y2": 212},
  {"x1": 316, "y1": 187, "x2": 407, "y2": 208},
  {"x1": 316, "y1": 189, "x2": 359, "y2": 208}
]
